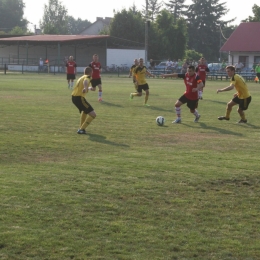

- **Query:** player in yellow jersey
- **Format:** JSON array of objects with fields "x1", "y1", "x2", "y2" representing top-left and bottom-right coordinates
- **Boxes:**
[
  {"x1": 71, "y1": 67, "x2": 96, "y2": 134},
  {"x1": 217, "y1": 65, "x2": 251, "y2": 123},
  {"x1": 129, "y1": 58, "x2": 154, "y2": 106},
  {"x1": 129, "y1": 58, "x2": 139, "y2": 91}
]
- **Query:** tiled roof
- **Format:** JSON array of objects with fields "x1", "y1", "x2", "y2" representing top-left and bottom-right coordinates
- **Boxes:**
[
  {"x1": 0, "y1": 34, "x2": 110, "y2": 43},
  {"x1": 220, "y1": 22, "x2": 260, "y2": 52}
]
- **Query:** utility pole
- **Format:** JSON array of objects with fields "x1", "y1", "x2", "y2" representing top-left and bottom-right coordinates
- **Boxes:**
[{"x1": 145, "y1": 0, "x2": 148, "y2": 66}]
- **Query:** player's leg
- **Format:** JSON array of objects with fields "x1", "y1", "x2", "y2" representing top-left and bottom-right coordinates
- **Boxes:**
[
  {"x1": 143, "y1": 85, "x2": 150, "y2": 106},
  {"x1": 189, "y1": 100, "x2": 200, "y2": 122},
  {"x1": 130, "y1": 85, "x2": 142, "y2": 100},
  {"x1": 97, "y1": 83, "x2": 103, "y2": 101},
  {"x1": 218, "y1": 99, "x2": 237, "y2": 120},
  {"x1": 199, "y1": 81, "x2": 205, "y2": 99},
  {"x1": 237, "y1": 96, "x2": 251, "y2": 123},
  {"x1": 172, "y1": 98, "x2": 184, "y2": 123}
]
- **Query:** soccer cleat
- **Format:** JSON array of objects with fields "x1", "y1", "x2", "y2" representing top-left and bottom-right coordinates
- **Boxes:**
[
  {"x1": 77, "y1": 129, "x2": 87, "y2": 134},
  {"x1": 130, "y1": 93, "x2": 133, "y2": 100},
  {"x1": 237, "y1": 119, "x2": 247, "y2": 123},
  {"x1": 98, "y1": 98, "x2": 103, "y2": 102},
  {"x1": 172, "y1": 118, "x2": 181, "y2": 123},
  {"x1": 194, "y1": 114, "x2": 201, "y2": 122},
  {"x1": 218, "y1": 116, "x2": 230, "y2": 121},
  {"x1": 199, "y1": 96, "x2": 203, "y2": 100},
  {"x1": 144, "y1": 103, "x2": 150, "y2": 106}
]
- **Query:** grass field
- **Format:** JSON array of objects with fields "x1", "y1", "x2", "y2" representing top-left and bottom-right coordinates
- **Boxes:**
[{"x1": 0, "y1": 73, "x2": 260, "y2": 260}]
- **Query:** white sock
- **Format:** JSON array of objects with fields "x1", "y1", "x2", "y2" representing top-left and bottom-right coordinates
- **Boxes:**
[
  {"x1": 98, "y1": 91, "x2": 102, "y2": 98},
  {"x1": 199, "y1": 90, "x2": 203, "y2": 98},
  {"x1": 70, "y1": 82, "x2": 74, "y2": 88},
  {"x1": 175, "y1": 107, "x2": 181, "y2": 118},
  {"x1": 193, "y1": 109, "x2": 199, "y2": 117}
]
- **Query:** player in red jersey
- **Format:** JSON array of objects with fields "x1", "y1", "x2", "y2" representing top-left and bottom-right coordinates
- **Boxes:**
[
  {"x1": 66, "y1": 56, "x2": 77, "y2": 89},
  {"x1": 88, "y1": 54, "x2": 103, "y2": 102},
  {"x1": 161, "y1": 65, "x2": 204, "y2": 123},
  {"x1": 195, "y1": 57, "x2": 209, "y2": 99}
]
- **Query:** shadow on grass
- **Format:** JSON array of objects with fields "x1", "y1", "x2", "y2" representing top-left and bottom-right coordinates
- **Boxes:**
[
  {"x1": 182, "y1": 122, "x2": 244, "y2": 136},
  {"x1": 98, "y1": 101, "x2": 123, "y2": 108},
  {"x1": 141, "y1": 105, "x2": 173, "y2": 113},
  {"x1": 88, "y1": 133, "x2": 129, "y2": 147}
]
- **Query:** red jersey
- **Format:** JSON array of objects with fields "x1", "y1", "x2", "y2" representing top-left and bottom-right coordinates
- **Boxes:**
[
  {"x1": 66, "y1": 61, "x2": 77, "y2": 74},
  {"x1": 89, "y1": 61, "x2": 101, "y2": 79},
  {"x1": 195, "y1": 64, "x2": 209, "y2": 81},
  {"x1": 178, "y1": 72, "x2": 202, "y2": 100}
]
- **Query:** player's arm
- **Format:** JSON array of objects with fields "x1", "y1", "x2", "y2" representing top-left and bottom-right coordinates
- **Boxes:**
[
  {"x1": 82, "y1": 79, "x2": 89, "y2": 93},
  {"x1": 192, "y1": 80, "x2": 204, "y2": 92},
  {"x1": 217, "y1": 84, "x2": 235, "y2": 93},
  {"x1": 146, "y1": 70, "x2": 154, "y2": 77},
  {"x1": 161, "y1": 73, "x2": 178, "y2": 78}
]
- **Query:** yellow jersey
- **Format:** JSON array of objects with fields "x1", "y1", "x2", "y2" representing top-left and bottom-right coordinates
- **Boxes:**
[
  {"x1": 133, "y1": 66, "x2": 148, "y2": 85},
  {"x1": 71, "y1": 75, "x2": 91, "y2": 97},
  {"x1": 231, "y1": 74, "x2": 250, "y2": 99}
]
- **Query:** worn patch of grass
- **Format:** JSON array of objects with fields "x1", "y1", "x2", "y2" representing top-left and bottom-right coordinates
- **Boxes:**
[{"x1": 0, "y1": 73, "x2": 260, "y2": 259}]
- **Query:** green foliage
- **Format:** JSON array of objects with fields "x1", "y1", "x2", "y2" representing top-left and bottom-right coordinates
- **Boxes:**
[
  {"x1": 0, "y1": 0, "x2": 27, "y2": 33},
  {"x1": 185, "y1": 49, "x2": 203, "y2": 61},
  {"x1": 242, "y1": 4, "x2": 260, "y2": 22},
  {"x1": 40, "y1": 0, "x2": 69, "y2": 34},
  {"x1": 165, "y1": 0, "x2": 189, "y2": 23},
  {"x1": 9, "y1": 26, "x2": 27, "y2": 35},
  {"x1": 67, "y1": 16, "x2": 91, "y2": 35},
  {"x1": 186, "y1": 0, "x2": 234, "y2": 60},
  {"x1": 141, "y1": 0, "x2": 164, "y2": 21},
  {"x1": 109, "y1": 9, "x2": 145, "y2": 43},
  {"x1": 0, "y1": 74, "x2": 260, "y2": 259}
]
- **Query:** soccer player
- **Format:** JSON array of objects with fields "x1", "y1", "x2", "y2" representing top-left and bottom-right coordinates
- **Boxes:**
[
  {"x1": 71, "y1": 67, "x2": 96, "y2": 134},
  {"x1": 129, "y1": 58, "x2": 139, "y2": 91},
  {"x1": 217, "y1": 65, "x2": 251, "y2": 123},
  {"x1": 66, "y1": 56, "x2": 77, "y2": 89},
  {"x1": 89, "y1": 54, "x2": 103, "y2": 102},
  {"x1": 161, "y1": 65, "x2": 204, "y2": 123},
  {"x1": 129, "y1": 58, "x2": 154, "y2": 106},
  {"x1": 195, "y1": 57, "x2": 210, "y2": 99}
]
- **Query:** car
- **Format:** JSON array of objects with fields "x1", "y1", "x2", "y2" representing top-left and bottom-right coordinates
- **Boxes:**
[
  {"x1": 207, "y1": 63, "x2": 222, "y2": 72},
  {"x1": 154, "y1": 61, "x2": 168, "y2": 70}
]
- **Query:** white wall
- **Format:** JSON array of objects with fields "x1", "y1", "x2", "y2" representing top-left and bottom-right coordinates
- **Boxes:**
[{"x1": 106, "y1": 49, "x2": 145, "y2": 68}]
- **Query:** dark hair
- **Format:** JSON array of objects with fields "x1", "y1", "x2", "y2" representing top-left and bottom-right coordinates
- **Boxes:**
[
  {"x1": 84, "y1": 66, "x2": 92, "y2": 75},
  {"x1": 226, "y1": 65, "x2": 235, "y2": 71},
  {"x1": 188, "y1": 65, "x2": 195, "y2": 71}
]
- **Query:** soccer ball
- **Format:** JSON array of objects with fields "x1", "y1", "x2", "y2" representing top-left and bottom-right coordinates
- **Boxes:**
[{"x1": 156, "y1": 116, "x2": 165, "y2": 126}]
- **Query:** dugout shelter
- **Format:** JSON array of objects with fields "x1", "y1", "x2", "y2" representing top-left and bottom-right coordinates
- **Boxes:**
[{"x1": 0, "y1": 34, "x2": 145, "y2": 72}]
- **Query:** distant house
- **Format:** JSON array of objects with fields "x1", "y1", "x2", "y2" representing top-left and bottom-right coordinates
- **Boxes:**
[
  {"x1": 220, "y1": 22, "x2": 260, "y2": 69},
  {"x1": 80, "y1": 17, "x2": 112, "y2": 35}
]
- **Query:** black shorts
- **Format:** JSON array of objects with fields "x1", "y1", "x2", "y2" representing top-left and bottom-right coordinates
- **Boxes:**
[
  {"x1": 91, "y1": 78, "x2": 102, "y2": 88},
  {"x1": 72, "y1": 96, "x2": 94, "y2": 114},
  {"x1": 232, "y1": 96, "x2": 251, "y2": 111},
  {"x1": 179, "y1": 94, "x2": 198, "y2": 110},
  {"x1": 137, "y1": 83, "x2": 149, "y2": 92},
  {"x1": 67, "y1": 74, "x2": 76, "y2": 80}
]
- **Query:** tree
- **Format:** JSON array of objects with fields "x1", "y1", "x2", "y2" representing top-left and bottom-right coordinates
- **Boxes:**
[
  {"x1": 109, "y1": 9, "x2": 145, "y2": 43},
  {"x1": 0, "y1": 0, "x2": 27, "y2": 33},
  {"x1": 142, "y1": 0, "x2": 164, "y2": 21},
  {"x1": 9, "y1": 26, "x2": 27, "y2": 35},
  {"x1": 67, "y1": 16, "x2": 91, "y2": 35},
  {"x1": 155, "y1": 9, "x2": 187, "y2": 59},
  {"x1": 242, "y1": 4, "x2": 260, "y2": 22},
  {"x1": 186, "y1": 0, "x2": 234, "y2": 61},
  {"x1": 40, "y1": 0, "x2": 69, "y2": 34},
  {"x1": 164, "y1": 0, "x2": 189, "y2": 23}
]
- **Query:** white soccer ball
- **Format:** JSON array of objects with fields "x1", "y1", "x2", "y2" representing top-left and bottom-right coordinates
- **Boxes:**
[{"x1": 156, "y1": 116, "x2": 165, "y2": 126}]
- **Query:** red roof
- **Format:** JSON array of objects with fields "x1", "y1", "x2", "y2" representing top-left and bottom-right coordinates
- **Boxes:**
[
  {"x1": 220, "y1": 22, "x2": 260, "y2": 52},
  {"x1": 0, "y1": 34, "x2": 110, "y2": 43}
]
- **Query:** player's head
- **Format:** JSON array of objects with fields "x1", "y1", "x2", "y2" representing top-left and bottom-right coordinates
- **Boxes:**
[
  {"x1": 187, "y1": 65, "x2": 195, "y2": 76},
  {"x1": 226, "y1": 65, "x2": 235, "y2": 77},
  {"x1": 69, "y1": 56, "x2": 73, "y2": 61},
  {"x1": 134, "y1": 59, "x2": 139, "y2": 65},
  {"x1": 84, "y1": 66, "x2": 92, "y2": 75},
  {"x1": 93, "y1": 54, "x2": 98, "y2": 62},
  {"x1": 200, "y1": 57, "x2": 205, "y2": 64},
  {"x1": 139, "y1": 58, "x2": 144, "y2": 65}
]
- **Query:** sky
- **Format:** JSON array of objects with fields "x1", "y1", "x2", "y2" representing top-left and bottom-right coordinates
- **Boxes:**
[{"x1": 23, "y1": 0, "x2": 257, "y2": 31}]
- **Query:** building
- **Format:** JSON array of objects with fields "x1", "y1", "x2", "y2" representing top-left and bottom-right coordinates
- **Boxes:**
[
  {"x1": 80, "y1": 17, "x2": 112, "y2": 35},
  {"x1": 220, "y1": 22, "x2": 260, "y2": 69}
]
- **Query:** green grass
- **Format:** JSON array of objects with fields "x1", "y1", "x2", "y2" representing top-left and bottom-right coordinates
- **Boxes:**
[{"x1": 0, "y1": 73, "x2": 260, "y2": 260}]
